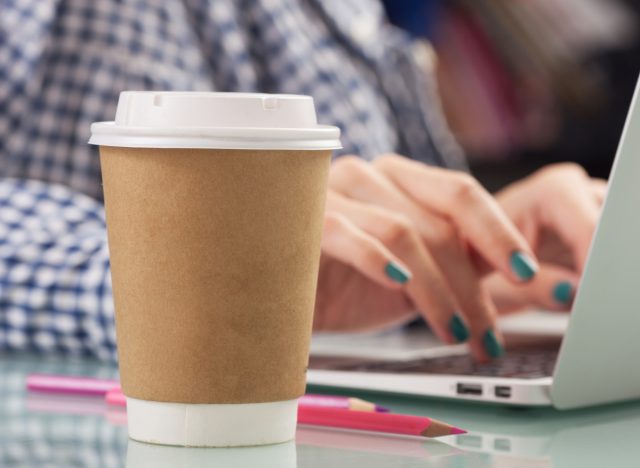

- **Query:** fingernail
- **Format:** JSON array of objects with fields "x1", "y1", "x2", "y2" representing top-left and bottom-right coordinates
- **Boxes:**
[
  {"x1": 483, "y1": 329, "x2": 504, "y2": 358},
  {"x1": 553, "y1": 281, "x2": 574, "y2": 305},
  {"x1": 384, "y1": 261, "x2": 411, "y2": 284},
  {"x1": 510, "y1": 251, "x2": 538, "y2": 281},
  {"x1": 449, "y1": 313, "x2": 470, "y2": 343}
]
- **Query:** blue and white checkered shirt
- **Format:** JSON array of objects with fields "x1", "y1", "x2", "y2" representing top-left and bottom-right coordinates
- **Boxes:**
[{"x1": 0, "y1": 0, "x2": 465, "y2": 360}]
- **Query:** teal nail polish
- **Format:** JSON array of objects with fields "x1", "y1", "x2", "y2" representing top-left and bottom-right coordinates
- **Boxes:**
[
  {"x1": 449, "y1": 314, "x2": 470, "y2": 343},
  {"x1": 483, "y1": 329, "x2": 504, "y2": 358},
  {"x1": 553, "y1": 281, "x2": 574, "y2": 305},
  {"x1": 384, "y1": 262, "x2": 410, "y2": 284},
  {"x1": 510, "y1": 251, "x2": 538, "y2": 281}
]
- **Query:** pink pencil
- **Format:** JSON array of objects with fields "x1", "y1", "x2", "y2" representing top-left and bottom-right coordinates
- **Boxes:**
[
  {"x1": 26, "y1": 374, "x2": 390, "y2": 412},
  {"x1": 298, "y1": 406, "x2": 466, "y2": 438},
  {"x1": 105, "y1": 387, "x2": 388, "y2": 412},
  {"x1": 27, "y1": 374, "x2": 119, "y2": 397},
  {"x1": 300, "y1": 394, "x2": 389, "y2": 412}
]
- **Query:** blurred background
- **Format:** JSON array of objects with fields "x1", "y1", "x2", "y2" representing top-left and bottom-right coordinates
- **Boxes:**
[{"x1": 383, "y1": 0, "x2": 640, "y2": 191}]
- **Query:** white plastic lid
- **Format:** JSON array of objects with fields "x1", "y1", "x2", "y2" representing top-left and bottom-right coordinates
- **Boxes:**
[{"x1": 89, "y1": 91, "x2": 341, "y2": 150}]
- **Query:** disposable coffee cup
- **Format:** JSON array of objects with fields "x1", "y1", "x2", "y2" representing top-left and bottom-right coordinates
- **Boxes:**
[{"x1": 89, "y1": 92, "x2": 340, "y2": 447}]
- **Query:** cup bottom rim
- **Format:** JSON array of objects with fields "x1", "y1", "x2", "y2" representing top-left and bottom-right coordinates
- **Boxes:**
[{"x1": 126, "y1": 396, "x2": 298, "y2": 447}]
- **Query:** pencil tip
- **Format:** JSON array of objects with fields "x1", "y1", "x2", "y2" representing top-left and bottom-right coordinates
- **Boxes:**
[{"x1": 451, "y1": 427, "x2": 467, "y2": 435}]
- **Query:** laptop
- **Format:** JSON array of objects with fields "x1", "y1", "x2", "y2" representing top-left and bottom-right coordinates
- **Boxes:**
[{"x1": 307, "y1": 75, "x2": 640, "y2": 410}]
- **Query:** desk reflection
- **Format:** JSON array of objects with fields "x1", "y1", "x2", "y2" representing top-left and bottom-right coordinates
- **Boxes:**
[
  {"x1": 4, "y1": 353, "x2": 640, "y2": 467},
  {"x1": 126, "y1": 439, "x2": 296, "y2": 468}
]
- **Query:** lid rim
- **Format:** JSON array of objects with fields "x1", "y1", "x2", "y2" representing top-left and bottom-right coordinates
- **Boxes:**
[
  {"x1": 90, "y1": 121, "x2": 340, "y2": 134},
  {"x1": 89, "y1": 138, "x2": 342, "y2": 150},
  {"x1": 89, "y1": 121, "x2": 341, "y2": 150}
]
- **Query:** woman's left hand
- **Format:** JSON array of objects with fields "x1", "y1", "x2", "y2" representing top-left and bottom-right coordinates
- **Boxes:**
[{"x1": 485, "y1": 163, "x2": 607, "y2": 314}]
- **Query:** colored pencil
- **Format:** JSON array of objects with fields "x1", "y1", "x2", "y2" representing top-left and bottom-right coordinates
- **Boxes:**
[
  {"x1": 26, "y1": 374, "x2": 390, "y2": 412},
  {"x1": 297, "y1": 406, "x2": 466, "y2": 438},
  {"x1": 105, "y1": 386, "x2": 388, "y2": 412},
  {"x1": 26, "y1": 374, "x2": 119, "y2": 396},
  {"x1": 300, "y1": 394, "x2": 388, "y2": 412}
]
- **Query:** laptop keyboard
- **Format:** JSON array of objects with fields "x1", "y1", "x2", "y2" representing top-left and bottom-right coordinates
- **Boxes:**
[{"x1": 309, "y1": 345, "x2": 558, "y2": 379}]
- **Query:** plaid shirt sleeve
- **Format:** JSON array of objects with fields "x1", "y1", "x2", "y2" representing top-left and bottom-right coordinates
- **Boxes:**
[{"x1": 0, "y1": 178, "x2": 117, "y2": 361}]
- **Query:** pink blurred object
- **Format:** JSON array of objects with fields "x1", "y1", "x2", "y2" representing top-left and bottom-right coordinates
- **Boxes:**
[
  {"x1": 106, "y1": 387, "x2": 126, "y2": 406},
  {"x1": 26, "y1": 374, "x2": 119, "y2": 396}
]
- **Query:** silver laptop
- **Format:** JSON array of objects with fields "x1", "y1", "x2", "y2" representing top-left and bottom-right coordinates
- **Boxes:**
[{"x1": 307, "y1": 75, "x2": 640, "y2": 410}]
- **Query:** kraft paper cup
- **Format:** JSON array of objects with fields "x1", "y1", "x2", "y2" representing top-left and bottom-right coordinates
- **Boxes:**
[{"x1": 90, "y1": 92, "x2": 340, "y2": 447}]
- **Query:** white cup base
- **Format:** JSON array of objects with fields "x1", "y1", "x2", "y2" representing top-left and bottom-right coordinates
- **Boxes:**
[{"x1": 126, "y1": 397, "x2": 298, "y2": 447}]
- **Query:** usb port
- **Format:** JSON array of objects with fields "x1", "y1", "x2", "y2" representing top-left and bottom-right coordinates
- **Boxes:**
[
  {"x1": 495, "y1": 386, "x2": 512, "y2": 398},
  {"x1": 457, "y1": 383, "x2": 483, "y2": 396}
]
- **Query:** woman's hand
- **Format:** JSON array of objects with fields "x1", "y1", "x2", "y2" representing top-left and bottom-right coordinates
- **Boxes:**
[
  {"x1": 485, "y1": 163, "x2": 606, "y2": 314},
  {"x1": 315, "y1": 154, "x2": 540, "y2": 361}
]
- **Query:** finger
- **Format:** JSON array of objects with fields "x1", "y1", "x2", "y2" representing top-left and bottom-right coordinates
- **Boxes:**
[
  {"x1": 485, "y1": 262, "x2": 579, "y2": 314},
  {"x1": 591, "y1": 179, "x2": 608, "y2": 205},
  {"x1": 535, "y1": 167, "x2": 600, "y2": 272},
  {"x1": 373, "y1": 154, "x2": 539, "y2": 283},
  {"x1": 322, "y1": 211, "x2": 412, "y2": 290},
  {"x1": 423, "y1": 216, "x2": 505, "y2": 361},
  {"x1": 327, "y1": 193, "x2": 461, "y2": 345},
  {"x1": 328, "y1": 192, "x2": 504, "y2": 359}
]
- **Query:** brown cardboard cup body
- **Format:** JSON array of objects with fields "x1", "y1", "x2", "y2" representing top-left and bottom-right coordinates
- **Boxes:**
[{"x1": 100, "y1": 147, "x2": 331, "y2": 405}]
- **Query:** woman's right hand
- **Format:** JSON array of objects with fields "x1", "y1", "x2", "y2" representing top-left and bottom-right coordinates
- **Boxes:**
[{"x1": 315, "y1": 154, "x2": 540, "y2": 361}]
